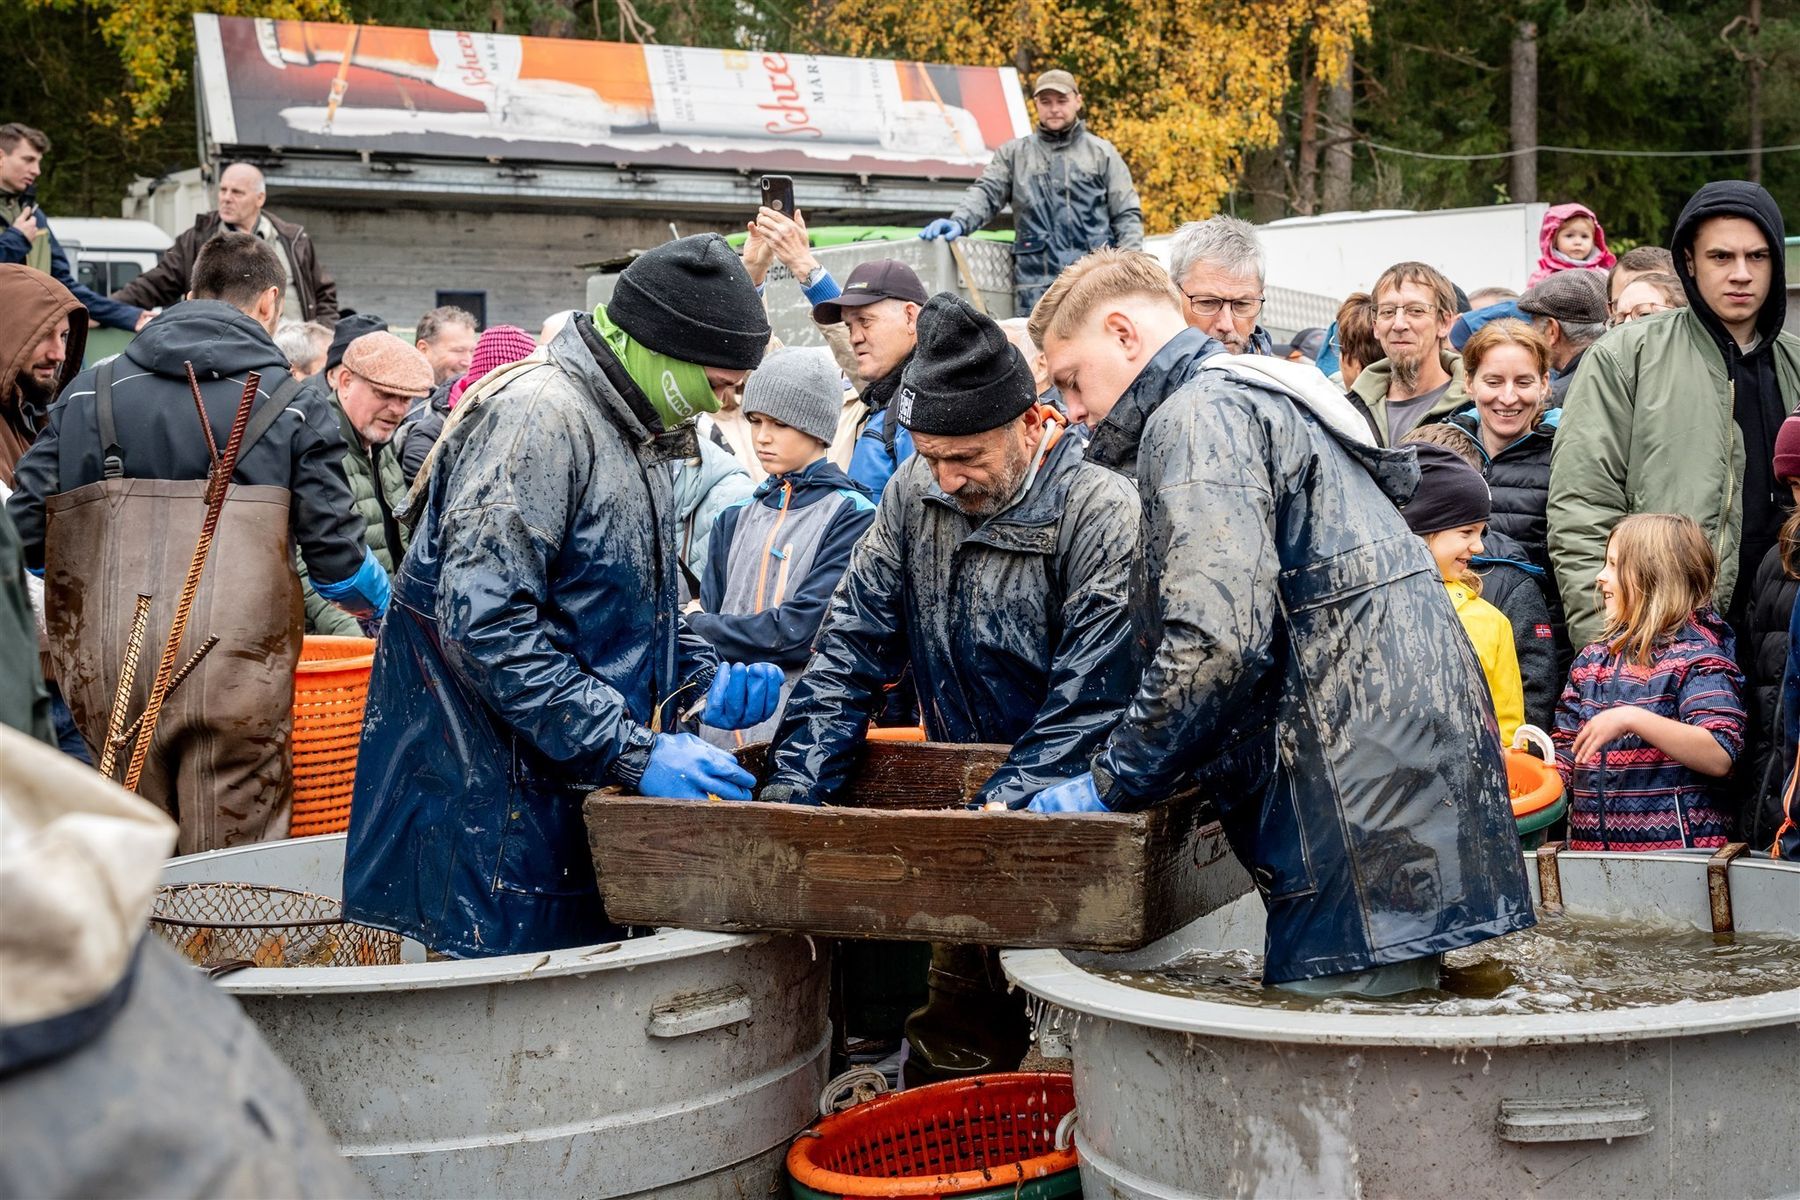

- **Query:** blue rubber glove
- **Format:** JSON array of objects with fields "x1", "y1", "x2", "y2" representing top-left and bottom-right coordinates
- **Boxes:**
[
  {"x1": 314, "y1": 546, "x2": 391, "y2": 619},
  {"x1": 640, "y1": 733, "x2": 756, "y2": 801},
  {"x1": 702, "y1": 661, "x2": 784, "y2": 730},
  {"x1": 920, "y1": 218, "x2": 964, "y2": 241},
  {"x1": 1026, "y1": 772, "x2": 1107, "y2": 814}
]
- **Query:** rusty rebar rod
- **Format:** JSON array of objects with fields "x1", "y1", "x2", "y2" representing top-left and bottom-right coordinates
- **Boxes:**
[
  {"x1": 124, "y1": 370, "x2": 260, "y2": 793},
  {"x1": 110, "y1": 636, "x2": 219, "y2": 751},
  {"x1": 98, "y1": 593, "x2": 154, "y2": 780},
  {"x1": 184, "y1": 362, "x2": 222, "y2": 468}
]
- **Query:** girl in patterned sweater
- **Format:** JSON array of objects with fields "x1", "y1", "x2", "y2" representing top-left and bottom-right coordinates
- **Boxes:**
[{"x1": 1553, "y1": 514, "x2": 1745, "y2": 850}]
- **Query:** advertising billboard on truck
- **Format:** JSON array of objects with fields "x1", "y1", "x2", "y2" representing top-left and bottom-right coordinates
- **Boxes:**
[{"x1": 194, "y1": 15, "x2": 1031, "y2": 179}]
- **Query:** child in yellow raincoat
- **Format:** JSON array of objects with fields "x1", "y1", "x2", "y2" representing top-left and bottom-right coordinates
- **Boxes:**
[{"x1": 1404, "y1": 442, "x2": 1525, "y2": 744}]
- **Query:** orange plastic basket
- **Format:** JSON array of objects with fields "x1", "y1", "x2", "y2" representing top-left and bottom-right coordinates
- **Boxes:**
[
  {"x1": 289, "y1": 635, "x2": 375, "y2": 838},
  {"x1": 1507, "y1": 748, "x2": 1563, "y2": 818},
  {"x1": 787, "y1": 1073, "x2": 1078, "y2": 1197}
]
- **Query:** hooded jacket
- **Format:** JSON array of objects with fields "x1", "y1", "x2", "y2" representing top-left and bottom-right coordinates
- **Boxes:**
[
  {"x1": 0, "y1": 727, "x2": 360, "y2": 1199},
  {"x1": 1548, "y1": 181, "x2": 1799, "y2": 648},
  {"x1": 6, "y1": 299, "x2": 366, "y2": 589},
  {"x1": 112, "y1": 210, "x2": 338, "y2": 325},
  {"x1": 343, "y1": 314, "x2": 720, "y2": 958},
  {"x1": 1446, "y1": 578, "x2": 1524, "y2": 746},
  {"x1": 0, "y1": 266, "x2": 87, "y2": 488},
  {"x1": 768, "y1": 422, "x2": 1142, "y2": 810},
  {"x1": 951, "y1": 119, "x2": 1145, "y2": 302},
  {"x1": 1084, "y1": 338, "x2": 1534, "y2": 984},
  {"x1": 1348, "y1": 348, "x2": 1472, "y2": 447},
  {"x1": 1527, "y1": 202, "x2": 1617, "y2": 287}
]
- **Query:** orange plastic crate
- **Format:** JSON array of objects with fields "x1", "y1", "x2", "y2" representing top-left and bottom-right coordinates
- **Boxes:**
[
  {"x1": 289, "y1": 635, "x2": 375, "y2": 837},
  {"x1": 787, "y1": 1073, "x2": 1078, "y2": 1197}
]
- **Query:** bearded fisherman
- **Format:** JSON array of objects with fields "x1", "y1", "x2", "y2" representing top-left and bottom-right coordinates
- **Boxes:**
[{"x1": 344, "y1": 235, "x2": 784, "y2": 958}]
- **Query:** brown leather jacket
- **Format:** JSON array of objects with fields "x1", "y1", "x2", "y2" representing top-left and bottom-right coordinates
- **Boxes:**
[
  {"x1": 112, "y1": 210, "x2": 339, "y2": 325},
  {"x1": 0, "y1": 265, "x2": 86, "y2": 488}
]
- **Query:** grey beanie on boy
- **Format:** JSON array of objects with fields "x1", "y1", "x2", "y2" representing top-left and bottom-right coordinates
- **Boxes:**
[{"x1": 741, "y1": 347, "x2": 843, "y2": 446}]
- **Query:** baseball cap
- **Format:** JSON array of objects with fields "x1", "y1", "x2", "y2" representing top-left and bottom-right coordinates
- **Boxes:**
[
  {"x1": 1033, "y1": 70, "x2": 1078, "y2": 97},
  {"x1": 1517, "y1": 270, "x2": 1608, "y2": 326},
  {"x1": 1273, "y1": 327, "x2": 1328, "y2": 361},
  {"x1": 812, "y1": 259, "x2": 930, "y2": 326}
]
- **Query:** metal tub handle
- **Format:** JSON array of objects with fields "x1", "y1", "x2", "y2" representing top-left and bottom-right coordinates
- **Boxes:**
[
  {"x1": 1498, "y1": 1094, "x2": 1652, "y2": 1144},
  {"x1": 648, "y1": 983, "x2": 753, "y2": 1038}
]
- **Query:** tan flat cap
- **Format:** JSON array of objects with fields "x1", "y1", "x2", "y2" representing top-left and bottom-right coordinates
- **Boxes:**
[{"x1": 342, "y1": 331, "x2": 434, "y2": 398}]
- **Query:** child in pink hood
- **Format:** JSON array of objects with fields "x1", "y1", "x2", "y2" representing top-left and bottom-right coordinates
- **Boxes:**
[{"x1": 1527, "y1": 202, "x2": 1617, "y2": 286}]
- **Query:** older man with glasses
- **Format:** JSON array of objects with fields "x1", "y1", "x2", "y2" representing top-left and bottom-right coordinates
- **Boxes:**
[
  {"x1": 1166, "y1": 215, "x2": 1272, "y2": 356},
  {"x1": 1347, "y1": 261, "x2": 1472, "y2": 446}
]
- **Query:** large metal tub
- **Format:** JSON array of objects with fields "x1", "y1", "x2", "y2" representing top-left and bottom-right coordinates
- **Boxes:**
[
  {"x1": 162, "y1": 834, "x2": 830, "y2": 1198},
  {"x1": 1003, "y1": 851, "x2": 1800, "y2": 1199}
]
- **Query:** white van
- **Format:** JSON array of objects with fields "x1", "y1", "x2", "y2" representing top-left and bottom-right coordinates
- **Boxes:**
[{"x1": 54, "y1": 218, "x2": 174, "y2": 365}]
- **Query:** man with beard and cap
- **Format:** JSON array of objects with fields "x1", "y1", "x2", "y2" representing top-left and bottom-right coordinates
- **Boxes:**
[
  {"x1": 920, "y1": 70, "x2": 1143, "y2": 313},
  {"x1": 1549, "y1": 180, "x2": 1799, "y2": 651},
  {"x1": 7, "y1": 232, "x2": 383, "y2": 853},
  {"x1": 763, "y1": 292, "x2": 1141, "y2": 1081},
  {"x1": 343, "y1": 234, "x2": 786, "y2": 960},
  {"x1": 0, "y1": 265, "x2": 85, "y2": 488},
  {"x1": 1349, "y1": 261, "x2": 1474, "y2": 446},
  {"x1": 1029, "y1": 249, "x2": 1533, "y2": 996}
]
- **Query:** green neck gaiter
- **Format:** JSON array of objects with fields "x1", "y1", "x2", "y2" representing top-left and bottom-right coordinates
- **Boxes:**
[{"x1": 592, "y1": 305, "x2": 720, "y2": 429}]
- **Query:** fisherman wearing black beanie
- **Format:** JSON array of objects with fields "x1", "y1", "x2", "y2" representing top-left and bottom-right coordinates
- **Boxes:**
[
  {"x1": 340, "y1": 233, "x2": 789, "y2": 960},
  {"x1": 609, "y1": 233, "x2": 770, "y2": 370},
  {"x1": 896, "y1": 294, "x2": 1038, "y2": 437}
]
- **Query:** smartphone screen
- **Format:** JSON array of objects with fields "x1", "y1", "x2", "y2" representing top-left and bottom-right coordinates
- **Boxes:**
[{"x1": 759, "y1": 175, "x2": 796, "y2": 216}]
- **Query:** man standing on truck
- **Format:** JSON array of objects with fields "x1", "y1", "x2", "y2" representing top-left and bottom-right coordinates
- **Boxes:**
[{"x1": 919, "y1": 70, "x2": 1143, "y2": 314}]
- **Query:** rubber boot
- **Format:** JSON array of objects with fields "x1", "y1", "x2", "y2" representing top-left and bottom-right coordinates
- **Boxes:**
[{"x1": 900, "y1": 943, "x2": 1030, "y2": 1088}]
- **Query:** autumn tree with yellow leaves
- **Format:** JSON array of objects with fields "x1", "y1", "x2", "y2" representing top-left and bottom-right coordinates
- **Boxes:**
[{"x1": 815, "y1": 0, "x2": 1369, "y2": 229}]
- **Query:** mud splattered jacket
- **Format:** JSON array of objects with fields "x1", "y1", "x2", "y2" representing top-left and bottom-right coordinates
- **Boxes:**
[
  {"x1": 952, "y1": 120, "x2": 1143, "y2": 297},
  {"x1": 768, "y1": 425, "x2": 1141, "y2": 810},
  {"x1": 1085, "y1": 329, "x2": 1536, "y2": 984},
  {"x1": 344, "y1": 314, "x2": 718, "y2": 958}
]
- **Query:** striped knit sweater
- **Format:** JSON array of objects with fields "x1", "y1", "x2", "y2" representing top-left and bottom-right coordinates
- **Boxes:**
[{"x1": 1553, "y1": 608, "x2": 1745, "y2": 851}]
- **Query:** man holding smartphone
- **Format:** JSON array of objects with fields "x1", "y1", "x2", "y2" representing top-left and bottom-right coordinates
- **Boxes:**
[{"x1": 0, "y1": 123, "x2": 150, "y2": 333}]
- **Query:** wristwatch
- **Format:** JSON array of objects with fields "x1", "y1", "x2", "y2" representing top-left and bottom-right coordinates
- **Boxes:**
[{"x1": 800, "y1": 263, "x2": 828, "y2": 290}]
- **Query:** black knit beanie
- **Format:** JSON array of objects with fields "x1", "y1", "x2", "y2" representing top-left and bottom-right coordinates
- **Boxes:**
[
  {"x1": 894, "y1": 294, "x2": 1036, "y2": 436},
  {"x1": 610, "y1": 234, "x2": 771, "y2": 370},
  {"x1": 325, "y1": 313, "x2": 388, "y2": 374},
  {"x1": 1402, "y1": 442, "x2": 1491, "y2": 534}
]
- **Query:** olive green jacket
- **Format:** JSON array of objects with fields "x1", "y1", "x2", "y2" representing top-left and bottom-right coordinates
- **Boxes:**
[
  {"x1": 1346, "y1": 348, "x2": 1471, "y2": 447},
  {"x1": 301, "y1": 392, "x2": 410, "y2": 635},
  {"x1": 1547, "y1": 307, "x2": 1800, "y2": 648}
]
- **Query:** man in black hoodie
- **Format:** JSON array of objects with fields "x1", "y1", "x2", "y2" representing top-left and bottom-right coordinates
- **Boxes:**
[
  {"x1": 6, "y1": 233, "x2": 383, "y2": 852},
  {"x1": 1549, "y1": 180, "x2": 1799, "y2": 650}
]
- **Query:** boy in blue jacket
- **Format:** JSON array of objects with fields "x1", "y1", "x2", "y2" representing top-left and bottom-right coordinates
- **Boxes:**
[{"x1": 692, "y1": 348, "x2": 877, "y2": 746}]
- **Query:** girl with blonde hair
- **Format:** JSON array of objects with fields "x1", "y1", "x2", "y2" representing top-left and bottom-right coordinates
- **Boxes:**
[{"x1": 1552, "y1": 513, "x2": 1745, "y2": 850}]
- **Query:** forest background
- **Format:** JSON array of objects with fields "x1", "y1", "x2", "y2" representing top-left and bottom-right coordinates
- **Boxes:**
[{"x1": 4, "y1": 0, "x2": 1795, "y2": 245}]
